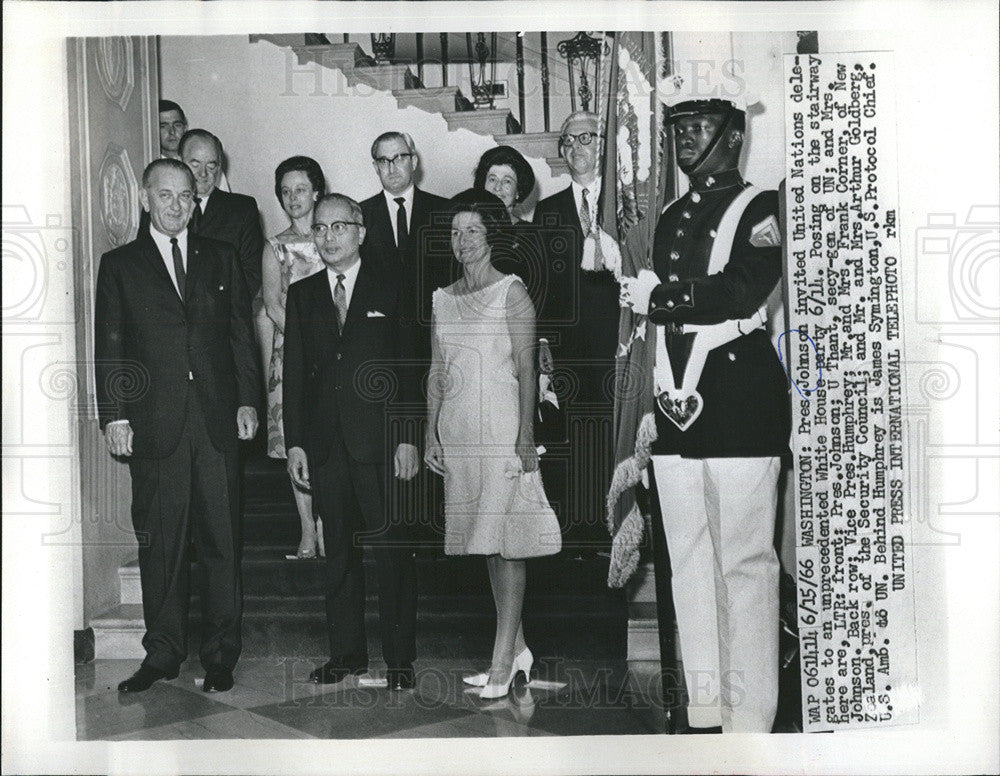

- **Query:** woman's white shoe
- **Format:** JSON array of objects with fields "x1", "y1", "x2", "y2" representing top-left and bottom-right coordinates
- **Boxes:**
[{"x1": 463, "y1": 646, "x2": 532, "y2": 687}]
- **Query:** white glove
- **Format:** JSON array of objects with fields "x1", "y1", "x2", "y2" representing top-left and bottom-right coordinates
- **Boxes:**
[{"x1": 618, "y1": 269, "x2": 661, "y2": 315}]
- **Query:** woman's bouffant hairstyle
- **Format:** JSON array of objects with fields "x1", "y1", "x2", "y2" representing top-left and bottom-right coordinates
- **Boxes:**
[
  {"x1": 472, "y1": 145, "x2": 536, "y2": 205},
  {"x1": 447, "y1": 188, "x2": 510, "y2": 247},
  {"x1": 273, "y1": 156, "x2": 326, "y2": 201}
]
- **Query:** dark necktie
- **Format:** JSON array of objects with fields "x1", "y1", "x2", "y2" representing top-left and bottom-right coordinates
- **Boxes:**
[
  {"x1": 394, "y1": 196, "x2": 408, "y2": 255},
  {"x1": 333, "y1": 273, "x2": 347, "y2": 332},
  {"x1": 190, "y1": 196, "x2": 203, "y2": 234},
  {"x1": 170, "y1": 237, "x2": 186, "y2": 300}
]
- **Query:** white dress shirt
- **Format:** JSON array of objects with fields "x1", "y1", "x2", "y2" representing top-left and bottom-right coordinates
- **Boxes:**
[
  {"x1": 570, "y1": 177, "x2": 601, "y2": 233},
  {"x1": 149, "y1": 225, "x2": 189, "y2": 298},
  {"x1": 382, "y1": 186, "x2": 414, "y2": 247},
  {"x1": 326, "y1": 259, "x2": 362, "y2": 312}
]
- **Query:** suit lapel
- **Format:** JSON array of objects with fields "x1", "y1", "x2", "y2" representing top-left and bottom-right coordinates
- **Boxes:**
[
  {"x1": 184, "y1": 235, "x2": 206, "y2": 309},
  {"x1": 138, "y1": 231, "x2": 185, "y2": 307},
  {"x1": 199, "y1": 188, "x2": 223, "y2": 232},
  {"x1": 560, "y1": 186, "x2": 584, "y2": 236},
  {"x1": 308, "y1": 269, "x2": 340, "y2": 340},
  {"x1": 341, "y1": 259, "x2": 376, "y2": 337},
  {"x1": 373, "y1": 194, "x2": 396, "y2": 255}
]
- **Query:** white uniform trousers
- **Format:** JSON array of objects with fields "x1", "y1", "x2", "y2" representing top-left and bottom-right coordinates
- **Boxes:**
[{"x1": 651, "y1": 454, "x2": 780, "y2": 732}]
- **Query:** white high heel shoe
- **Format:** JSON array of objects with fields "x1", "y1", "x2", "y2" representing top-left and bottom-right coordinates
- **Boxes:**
[
  {"x1": 475, "y1": 648, "x2": 534, "y2": 699},
  {"x1": 463, "y1": 646, "x2": 533, "y2": 688}
]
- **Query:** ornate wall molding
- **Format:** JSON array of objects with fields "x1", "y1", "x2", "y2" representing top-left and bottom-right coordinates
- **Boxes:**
[
  {"x1": 96, "y1": 37, "x2": 135, "y2": 111},
  {"x1": 98, "y1": 144, "x2": 138, "y2": 248}
]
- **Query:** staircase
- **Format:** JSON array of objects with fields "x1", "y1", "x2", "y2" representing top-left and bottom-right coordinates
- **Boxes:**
[
  {"x1": 91, "y1": 453, "x2": 628, "y2": 663},
  {"x1": 90, "y1": 35, "x2": 629, "y2": 663},
  {"x1": 262, "y1": 38, "x2": 569, "y2": 178}
]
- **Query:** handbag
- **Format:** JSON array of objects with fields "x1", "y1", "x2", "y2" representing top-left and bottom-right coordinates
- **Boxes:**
[{"x1": 501, "y1": 469, "x2": 562, "y2": 560}]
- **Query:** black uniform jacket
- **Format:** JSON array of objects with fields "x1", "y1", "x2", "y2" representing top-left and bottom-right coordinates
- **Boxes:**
[{"x1": 648, "y1": 169, "x2": 790, "y2": 458}]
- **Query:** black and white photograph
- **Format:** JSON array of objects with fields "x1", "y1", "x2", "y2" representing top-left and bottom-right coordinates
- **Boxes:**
[{"x1": 2, "y1": 2, "x2": 998, "y2": 774}]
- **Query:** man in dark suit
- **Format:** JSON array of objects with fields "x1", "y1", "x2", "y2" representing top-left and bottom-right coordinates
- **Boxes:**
[
  {"x1": 283, "y1": 194, "x2": 421, "y2": 691},
  {"x1": 359, "y1": 131, "x2": 450, "y2": 362},
  {"x1": 532, "y1": 111, "x2": 621, "y2": 551},
  {"x1": 620, "y1": 79, "x2": 790, "y2": 732},
  {"x1": 359, "y1": 131, "x2": 450, "y2": 545},
  {"x1": 141, "y1": 128, "x2": 262, "y2": 297},
  {"x1": 95, "y1": 158, "x2": 261, "y2": 693}
]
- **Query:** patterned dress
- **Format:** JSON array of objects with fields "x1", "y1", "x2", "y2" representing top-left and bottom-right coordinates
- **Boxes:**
[{"x1": 266, "y1": 236, "x2": 324, "y2": 458}]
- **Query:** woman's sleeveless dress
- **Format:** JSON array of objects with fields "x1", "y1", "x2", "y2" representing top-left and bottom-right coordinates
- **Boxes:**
[{"x1": 432, "y1": 274, "x2": 559, "y2": 558}]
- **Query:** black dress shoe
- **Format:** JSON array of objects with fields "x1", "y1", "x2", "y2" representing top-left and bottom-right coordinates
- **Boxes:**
[
  {"x1": 309, "y1": 656, "x2": 368, "y2": 685},
  {"x1": 203, "y1": 665, "x2": 234, "y2": 692},
  {"x1": 386, "y1": 665, "x2": 415, "y2": 691},
  {"x1": 117, "y1": 664, "x2": 178, "y2": 693}
]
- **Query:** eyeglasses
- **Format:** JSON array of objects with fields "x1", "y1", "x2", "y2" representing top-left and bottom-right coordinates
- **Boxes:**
[
  {"x1": 559, "y1": 132, "x2": 598, "y2": 148},
  {"x1": 312, "y1": 221, "x2": 362, "y2": 237},
  {"x1": 373, "y1": 153, "x2": 413, "y2": 170}
]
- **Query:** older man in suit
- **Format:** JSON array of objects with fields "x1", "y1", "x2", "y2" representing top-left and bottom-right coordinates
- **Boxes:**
[
  {"x1": 179, "y1": 129, "x2": 264, "y2": 297},
  {"x1": 532, "y1": 111, "x2": 621, "y2": 551},
  {"x1": 95, "y1": 158, "x2": 261, "y2": 693},
  {"x1": 142, "y1": 129, "x2": 262, "y2": 296},
  {"x1": 283, "y1": 194, "x2": 421, "y2": 691}
]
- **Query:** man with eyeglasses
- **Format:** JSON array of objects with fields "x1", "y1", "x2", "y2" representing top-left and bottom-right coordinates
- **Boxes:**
[
  {"x1": 283, "y1": 194, "x2": 421, "y2": 691},
  {"x1": 360, "y1": 131, "x2": 450, "y2": 551},
  {"x1": 532, "y1": 111, "x2": 621, "y2": 554},
  {"x1": 158, "y1": 101, "x2": 229, "y2": 191},
  {"x1": 360, "y1": 131, "x2": 450, "y2": 340}
]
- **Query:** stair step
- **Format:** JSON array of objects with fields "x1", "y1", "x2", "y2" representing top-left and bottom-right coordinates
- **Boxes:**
[
  {"x1": 393, "y1": 85, "x2": 471, "y2": 114},
  {"x1": 494, "y1": 130, "x2": 562, "y2": 160},
  {"x1": 290, "y1": 42, "x2": 373, "y2": 72},
  {"x1": 91, "y1": 597, "x2": 626, "y2": 660},
  {"x1": 351, "y1": 63, "x2": 421, "y2": 92},
  {"x1": 442, "y1": 109, "x2": 518, "y2": 136},
  {"x1": 120, "y1": 552, "x2": 620, "y2": 601}
]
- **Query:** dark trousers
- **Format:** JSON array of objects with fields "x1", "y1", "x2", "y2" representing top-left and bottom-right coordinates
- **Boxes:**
[
  {"x1": 541, "y1": 361, "x2": 616, "y2": 552},
  {"x1": 128, "y1": 388, "x2": 241, "y2": 673},
  {"x1": 312, "y1": 437, "x2": 417, "y2": 668}
]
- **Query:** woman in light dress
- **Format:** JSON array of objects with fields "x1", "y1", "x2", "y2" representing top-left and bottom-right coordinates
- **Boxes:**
[
  {"x1": 425, "y1": 189, "x2": 560, "y2": 699},
  {"x1": 261, "y1": 156, "x2": 326, "y2": 559}
]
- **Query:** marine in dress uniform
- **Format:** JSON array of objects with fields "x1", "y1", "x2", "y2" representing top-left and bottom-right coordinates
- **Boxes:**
[{"x1": 620, "y1": 77, "x2": 790, "y2": 733}]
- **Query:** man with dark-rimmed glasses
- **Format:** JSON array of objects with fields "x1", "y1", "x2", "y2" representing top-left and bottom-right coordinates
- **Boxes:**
[
  {"x1": 532, "y1": 111, "x2": 621, "y2": 554},
  {"x1": 283, "y1": 193, "x2": 421, "y2": 691},
  {"x1": 359, "y1": 132, "x2": 451, "y2": 555}
]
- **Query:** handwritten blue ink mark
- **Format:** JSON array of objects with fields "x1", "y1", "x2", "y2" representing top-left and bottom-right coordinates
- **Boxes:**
[{"x1": 778, "y1": 329, "x2": 824, "y2": 400}]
